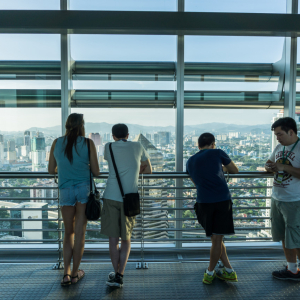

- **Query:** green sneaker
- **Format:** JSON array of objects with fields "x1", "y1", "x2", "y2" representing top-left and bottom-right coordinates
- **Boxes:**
[
  {"x1": 203, "y1": 271, "x2": 216, "y2": 284},
  {"x1": 216, "y1": 268, "x2": 238, "y2": 282}
]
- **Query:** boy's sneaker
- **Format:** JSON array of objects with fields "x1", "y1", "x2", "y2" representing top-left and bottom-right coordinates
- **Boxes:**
[
  {"x1": 203, "y1": 271, "x2": 216, "y2": 285},
  {"x1": 272, "y1": 268, "x2": 300, "y2": 281},
  {"x1": 216, "y1": 268, "x2": 238, "y2": 282},
  {"x1": 107, "y1": 272, "x2": 115, "y2": 281},
  {"x1": 106, "y1": 273, "x2": 123, "y2": 288}
]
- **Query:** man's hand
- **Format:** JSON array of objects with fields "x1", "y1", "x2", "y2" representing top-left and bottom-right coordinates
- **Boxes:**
[
  {"x1": 269, "y1": 162, "x2": 285, "y2": 172},
  {"x1": 266, "y1": 162, "x2": 285, "y2": 172},
  {"x1": 265, "y1": 162, "x2": 275, "y2": 173}
]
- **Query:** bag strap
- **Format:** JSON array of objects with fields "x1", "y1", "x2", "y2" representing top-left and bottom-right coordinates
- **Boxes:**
[
  {"x1": 109, "y1": 143, "x2": 125, "y2": 199},
  {"x1": 86, "y1": 138, "x2": 98, "y2": 194}
]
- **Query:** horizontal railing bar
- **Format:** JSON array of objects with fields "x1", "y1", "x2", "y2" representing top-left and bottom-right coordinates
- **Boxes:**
[
  {"x1": 0, "y1": 187, "x2": 57, "y2": 190},
  {"x1": 0, "y1": 185, "x2": 271, "y2": 191},
  {"x1": 141, "y1": 207, "x2": 270, "y2": 213},
  {"x1": 0, "y1": 198, "x2": 58, "y2": 201},
  {"x1": 0, "y1": 218, "x2": 58, "y2": 221},
  {"x1": 232, "y1": 196, "x2": 270, "y2": 200},
  {"x1": 0, "y1": 239, "x2": 58, "y2": 242},
  {"x1": 0, "y1": 226, "x2": 270, "y2": 232},
  {"x1": 142, "y1": 186, "x2": 272, "y2": 190},
  {"x1": 142, "y1": 196, "x2": 270, "y2": 200},
  {"x1": 0, "y1": 171, "x2": 274, "y2": 179},
  {"x1": 34, "y1": 214, "x2": 270, "y2": 222},
  {"x1": 131, "y1": 227, "x2": 271, "y2": 232},
  {"x1": 134, "y1": 216, "x2": 269, "y2": 221},
  {"x1": 0, "y1": 229, "x2": 58, "y2": 232},
  {"x1": 0, "y1": 208, "x2": 58, "y2": 211}
]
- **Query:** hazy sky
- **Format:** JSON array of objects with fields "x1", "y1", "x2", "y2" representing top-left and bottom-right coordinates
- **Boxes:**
[
  {"x1": 0, "y1": 108, "x2": 279, "y2": 132},
  {"x1": 0, "y1": 0, "x2": 294, "y2": 132}
]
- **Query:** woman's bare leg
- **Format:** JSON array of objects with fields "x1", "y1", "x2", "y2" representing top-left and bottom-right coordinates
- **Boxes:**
[
  {"x1": 61, "y1": 206, "x2": 76, "y2": 282},
  {"x1": 71, "y1": 202, "x2": 87, "y2": 281}
]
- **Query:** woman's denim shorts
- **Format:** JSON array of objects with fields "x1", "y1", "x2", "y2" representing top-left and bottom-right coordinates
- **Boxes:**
[{"x1": 59, "y1": 180, "x2": 90, "y2": 207}]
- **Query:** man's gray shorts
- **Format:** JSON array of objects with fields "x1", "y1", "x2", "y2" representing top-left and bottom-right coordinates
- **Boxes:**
[{"x1": 271, "y1": 197, "x2": 300, "y2": 249}]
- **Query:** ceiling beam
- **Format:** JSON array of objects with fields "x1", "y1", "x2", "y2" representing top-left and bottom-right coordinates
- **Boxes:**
[{"x1": 0, "y1": 11, "x2": 300, "y2": 36}]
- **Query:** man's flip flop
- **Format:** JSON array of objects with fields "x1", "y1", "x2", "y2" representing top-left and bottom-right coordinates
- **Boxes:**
[{"x1": 71, "y1": 269, "x2": 85, "y2": 284}]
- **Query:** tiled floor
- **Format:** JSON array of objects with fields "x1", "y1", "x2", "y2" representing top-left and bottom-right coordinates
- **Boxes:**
[{"x1": 1, "y1": 261, "x2": 300, "y2": 300}]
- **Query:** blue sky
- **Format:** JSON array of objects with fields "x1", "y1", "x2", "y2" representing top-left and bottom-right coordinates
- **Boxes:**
[{"x1": 0, "y1": 0, "x2": 295, "y2": 131}]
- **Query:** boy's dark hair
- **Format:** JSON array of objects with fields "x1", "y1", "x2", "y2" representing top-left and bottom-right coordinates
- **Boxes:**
[
  {"x1": 198, "y1": 133, "x2": 215, "y2": 148},
  {"x1": 112, "y1": 123, "x2": 129, "y2": 139},
  {"x1": 271, "y1": 117, "x2": 297, "y2": 134}
]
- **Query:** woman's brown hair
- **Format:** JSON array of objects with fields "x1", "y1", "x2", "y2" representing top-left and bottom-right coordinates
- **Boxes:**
[{"x1": 64, "y1": 113, "x2": 85, "y2": 163}]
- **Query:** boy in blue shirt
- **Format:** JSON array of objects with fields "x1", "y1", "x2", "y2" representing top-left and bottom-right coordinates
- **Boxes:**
[{"x1": 186, "y1": 132, "x2": 239, "y2": 284}]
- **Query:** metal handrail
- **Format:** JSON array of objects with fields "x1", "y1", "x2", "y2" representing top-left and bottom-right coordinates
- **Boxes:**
[{"x1": 0, "y1": 172, "x2": 274, "y2": 265}]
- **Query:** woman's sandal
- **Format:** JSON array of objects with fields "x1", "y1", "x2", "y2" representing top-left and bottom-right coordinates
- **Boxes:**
[
  {"x1": 61, "y1": 274, "x2": 72, "y2": 286},
  {"x1": 71, "y1": 269, "x2": 85, "y2": 284}
]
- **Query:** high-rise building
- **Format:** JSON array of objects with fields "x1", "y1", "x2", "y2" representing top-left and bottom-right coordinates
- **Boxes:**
[
  {"x1": 7, "y1": 139, "x2": 17, "y2": 163},
  {"x1": 132, "y1": 134, "x2": 168, "y2": 240},
  {"x1": 157, "y1": 131, "x2": 170, "y2": 146},
  {"x1": 10, "y1": 202, "x2": 49, "y2": 240},
  {"x1": 30, "y1": 131, "x2": 36, "y2": 139},
  {"x1": 24, "y1": 131, "x2": 31, "y2": 150},
  {"x1": 0, "y1": 142, "x2": 4, "y2": 162},
  {"x1": 21, "y1": 145, "x2": 30, "y2": 157},
  {"x1": 45, "y1": 146, "x2": 51, "y2": 162},
  {"x1": 296, "y1": 110, "x2": 300, "y2": 137},
  {"x1": 153, "y1": 133, "x2": 159, "y2": 145},
  {"x1": 31, "y1": 136, "x2": 45, "y2": 151},
  {"x1": 0, "y1": 134, "x2": 4, "y2": 143},
  {"x1": 217, "y1": 134, "x2": 227, "y2": 141},
  {"x1": 32, "y1": 151, "x2": 46, "y2": 171},
  {"x1": 228, "y1": 132, "x2": 240, "y2": 139},
  {"x1": 36, "y1": 132, "x2": 44, "y2": 138},
  {"x1": 7, "y1": 151, "x2": 17, "y2": 163},
  {"x1": 7, "y1": 139, "x2": 15, "y2": 151},
  {"x1": 103, "y1": 133, "x2": 112, "y2": 141},
  {"x1": 88, "y1": 133, "x2": 102, "y2": 147}
]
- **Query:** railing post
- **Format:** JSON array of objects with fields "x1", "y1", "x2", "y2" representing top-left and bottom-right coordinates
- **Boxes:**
[
  {"x1": 58, "y1": 196, "x2": 64, "y2": 269},
  {"x1": 53, "y1": 187, "x2": 64, "y2": 270}
]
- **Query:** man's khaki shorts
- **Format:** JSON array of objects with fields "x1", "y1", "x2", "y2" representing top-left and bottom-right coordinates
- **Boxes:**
[
  {"x1": 100, "y1": 198, "x2": 136, "y2": 240},
  {"x1": 271, "y1": 197, "x2": 300, "y2": 249}
]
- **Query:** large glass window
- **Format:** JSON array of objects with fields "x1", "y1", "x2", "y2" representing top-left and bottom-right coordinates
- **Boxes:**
[
  {"x1": 70, "y1": 0, "x2": 176, "y2": 11},
  {"x1": 182, "y1": 36, "x2": 285, "y2": 244},
  {"x1": 185, "y1": 0, "x2": 286, "y2": 13},
  {"x1": 0, "y1": 0, "x2": 60, "y2": 10},
  {"x1": 70, "y1": 34, "x2": 176, "y2": 245}
]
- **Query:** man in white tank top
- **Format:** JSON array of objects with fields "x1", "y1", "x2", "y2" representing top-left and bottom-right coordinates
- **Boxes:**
[{"x1": 101, "y1": 124, "x2": 152, "y2": 288}]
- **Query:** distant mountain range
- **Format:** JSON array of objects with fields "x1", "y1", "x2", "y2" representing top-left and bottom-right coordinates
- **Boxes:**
[{"x1": 24, "y1": 122, "x2": 272, "y2": 136}]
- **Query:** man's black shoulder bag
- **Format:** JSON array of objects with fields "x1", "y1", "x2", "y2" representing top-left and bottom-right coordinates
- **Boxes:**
[{"x1": 109, "y1": 143, "x2": 140, "y2": 217}]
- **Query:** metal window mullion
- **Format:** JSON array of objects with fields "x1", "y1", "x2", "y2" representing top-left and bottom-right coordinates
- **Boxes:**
[
  {"x1": 175, "y1": 0, "x2": 185, "y2": 249},
  {"x1": 284, "y1": 0, "x2": 298, "y2": 118},
  {"x1": 57, "y1": 0, "x2": 70, "y2": 270},
  {"x1": 60, "y1": 1, "x2": 72, "y2": 136}
]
